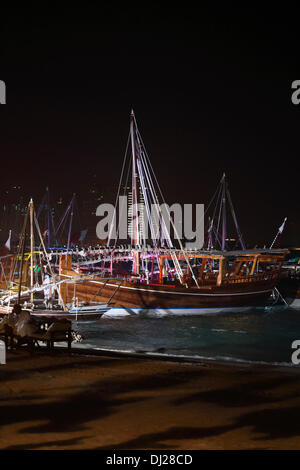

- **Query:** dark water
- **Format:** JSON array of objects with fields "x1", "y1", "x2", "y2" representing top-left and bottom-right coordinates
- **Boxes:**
[{"x1": 72, "y1": 306, "x2": 300, "y2": 367}]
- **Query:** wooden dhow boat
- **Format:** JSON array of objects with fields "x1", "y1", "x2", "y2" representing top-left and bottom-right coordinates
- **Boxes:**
[
  {"x1": 56, "y1": 111, "x2": 288, "y2": 315},
  {"x1": 57, "y1": 248, "x2": 288, "y2": 315}
]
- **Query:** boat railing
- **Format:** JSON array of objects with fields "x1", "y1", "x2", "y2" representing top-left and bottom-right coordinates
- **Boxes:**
[{"x1": 222, "y1": 271, "x2": 279, "y2": 285}]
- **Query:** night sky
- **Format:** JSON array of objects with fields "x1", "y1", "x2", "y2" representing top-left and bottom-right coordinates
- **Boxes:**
[{"x1": 1, "y1": 6, "x2": 299, "y2": 247}]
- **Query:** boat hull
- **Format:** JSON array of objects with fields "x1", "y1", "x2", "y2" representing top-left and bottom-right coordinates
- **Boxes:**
[
  {"x1": 59, "y1": 275, "x2": 277, "y2": 312},
  {"x1": 102, "y1": 306, "x2": 254, "y2": 317},
  {"x1": 30, "y1": 310, "x2": 106, "y2": 321},
  {"x1": 0, "y1": 306, "x2": 107, "y2": 321}
]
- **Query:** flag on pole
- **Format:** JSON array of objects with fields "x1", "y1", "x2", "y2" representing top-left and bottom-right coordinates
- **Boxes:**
[
  {"x1": 270, "y1": 217, "x2": 287, "y2": 248},
  {"x1": 278, "y1": 217, "x2": 287, "y2": 234},
  {"x1": 0, "y1": 230, "x2": 11, "y2": 256}
]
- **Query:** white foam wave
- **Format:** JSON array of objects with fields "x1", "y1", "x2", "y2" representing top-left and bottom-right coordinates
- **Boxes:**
[{"x1": 71, "y1": 344, "x2": 296, "y2": 368}]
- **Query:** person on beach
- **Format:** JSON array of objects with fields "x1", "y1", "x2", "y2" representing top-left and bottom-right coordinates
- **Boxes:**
[
  {"x1": 0, "y1": 304, "x2": 21, "y2": 333},
  {"x1": 10, "y1": 304, "x2": 40, "y2": 338},
  {"x1": 0, "y1": 315, "x2": 9, "y2": 333}
]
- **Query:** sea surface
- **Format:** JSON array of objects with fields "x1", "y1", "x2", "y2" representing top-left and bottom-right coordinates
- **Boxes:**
[{"x1": 71, "y1": 306, "x2": 300, "y2": 368}]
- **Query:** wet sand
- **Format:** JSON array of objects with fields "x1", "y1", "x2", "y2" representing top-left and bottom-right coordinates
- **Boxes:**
[{"x1": 1, "y1": 349, "x2": 300, "y2": 450}]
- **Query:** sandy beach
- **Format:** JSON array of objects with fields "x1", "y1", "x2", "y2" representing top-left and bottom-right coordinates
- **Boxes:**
[{"x1": 1, "y1": 348, "x2": 300, "y2": 450}]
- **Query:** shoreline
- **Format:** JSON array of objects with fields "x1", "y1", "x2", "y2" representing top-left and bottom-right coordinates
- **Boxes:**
[
  {"x1": 60, "y1": 343, "x2": 300, "y2": 371},
  {"x1": 1, "y1": 348, "x2": 300, "y2": 450}
]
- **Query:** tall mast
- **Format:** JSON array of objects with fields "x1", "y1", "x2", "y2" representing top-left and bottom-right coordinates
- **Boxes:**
[
  {"x1": 29, "y1": 199, "x2": 34, "y2": 303},
  {"x1": 67, "y1": 194, "x2": 75, "y2": 251},
  {"x1": 46, "y1": 186, "x2": 50, "y2": 249},
  {"x1": 207, "y1": 216, "x2": 214, "y2": 250},
  {"x1": 17, "y1": 205, "x2": 29, "y2": 305},
  {"x1": 130, "y1": 110, "x2": 140, "y2": 247},
  {"x1": 221, "y1": 173, "x2": 227, "y2": 250},
  {"x1": 226, "y1": 185, "x2": 246, "y2": 250}
]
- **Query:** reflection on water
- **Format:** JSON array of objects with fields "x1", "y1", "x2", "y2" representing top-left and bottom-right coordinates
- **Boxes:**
[{"x1": 72, "y1": 306, "x2": 300, "y2": 367}]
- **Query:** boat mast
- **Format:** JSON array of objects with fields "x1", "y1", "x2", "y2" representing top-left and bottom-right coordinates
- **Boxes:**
[
  {"x1": 17, "y1": 205, "x2": 29, "y2": 305},
  {"x1": 37, "y1": 187, "x2": 54, "y2": 249},
  {"x1": 207, "y1": 216, "x2": 214, "y2": 250},
  {"x1": 46, "y1": 186, "x2": 51, "y2": 249},
  {"x1": 29, "y1": 199, "x2": 34, "y2": 303},
  {"x1": 67, "y1": 194, "x2": 75, "y2": 251},
  {"x1": 221, "y1": 173, "x2": 227, "y2": 250},
  {"x1": 130, "y1": 110, "x2": 140, "y2": 275},
  {"x1": 130, "y1": 110, "x2": 140, "y2": 248},
  {"x1": 226, "y1": 184, "x2": 246, "y2": 250},
  {"x1": 211, "y1": 173, "x2": 246, "y2": 251}
]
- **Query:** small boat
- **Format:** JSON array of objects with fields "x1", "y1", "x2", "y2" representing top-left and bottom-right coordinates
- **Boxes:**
[
  {"x1": 0, "y1": 301, "x2": 109, "y2": 321},
  {"x1": 29, "y1": 306, "x2": 109, "y2": 321},
  {"x1": 66, "y1": 301, "x2": 110, "y2": 320}
]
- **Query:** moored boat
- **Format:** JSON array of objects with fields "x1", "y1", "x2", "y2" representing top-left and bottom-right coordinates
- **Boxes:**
[
  {"x1": 57, "y1": 247, "x2": 288, "y2": 316},
  {"x1": 56, "y1": 111, "x2": 288, "y2": 315},
  {"x1": 0, "y1": 112, "x2": 289, "y2": 316}
]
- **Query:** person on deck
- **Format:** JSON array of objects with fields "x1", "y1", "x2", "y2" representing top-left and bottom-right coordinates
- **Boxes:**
[
  {"x1": 192, "y1": 264, "x2": 199, "y2": 279},
  {"x1": 162, "y1": 265, "x2": 168, "y2": 284}
]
